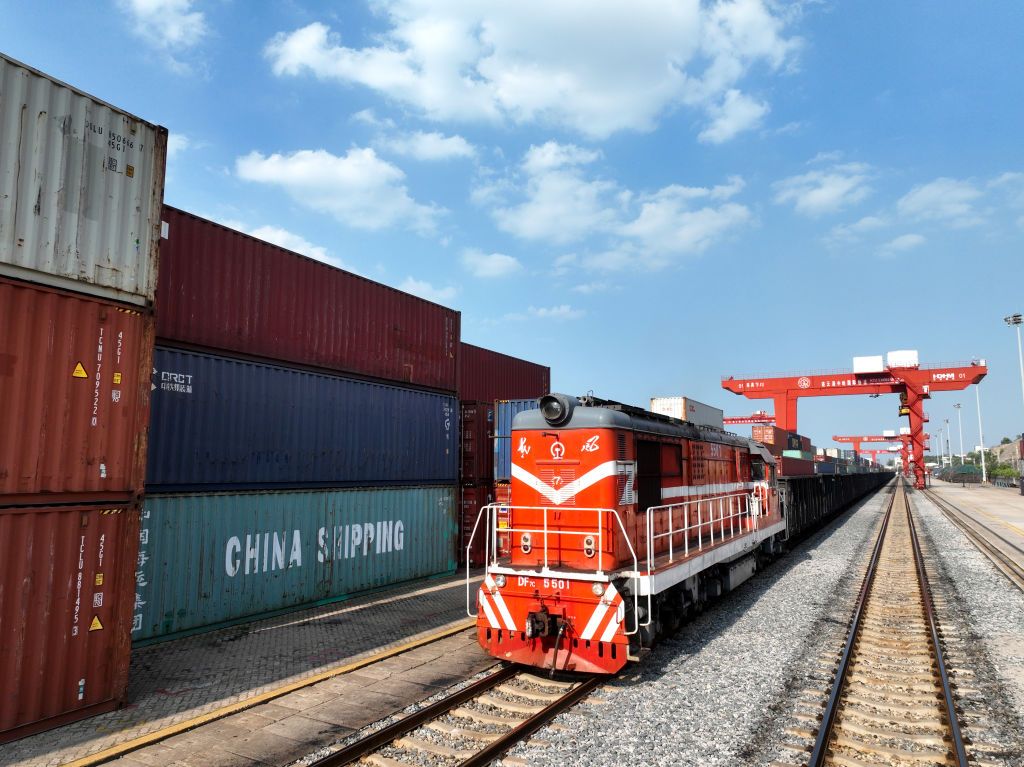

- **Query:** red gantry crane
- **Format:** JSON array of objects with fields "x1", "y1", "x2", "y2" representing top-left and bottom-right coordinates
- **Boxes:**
[
  {"x1": 722, "y1": 354, "x2": 987, "y2": 489},
  {"x1": 832, "y1": 434, "x2": 930, "y2": 478},
  {"x1": 723, "y1": 411, "x2": 776, "y2": 426}
]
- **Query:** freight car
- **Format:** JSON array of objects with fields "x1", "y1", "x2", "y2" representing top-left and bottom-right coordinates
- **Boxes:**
[{"x1": 467, "y1": 394, "x2": 891, "y2": 675}]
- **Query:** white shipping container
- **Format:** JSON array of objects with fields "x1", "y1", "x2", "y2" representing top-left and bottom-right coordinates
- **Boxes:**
[
  {"x1": 852, "y1": 355, "x2": 885, "y2": 373},
  {"x1": 899, "y1": 426, "x2": 911, "y2": 435},
  {"x1": 0, "y1": 54, "x2": 167, "y2": 305},
  {"x1": 883, "y1": 429, "x2": 896, "y2": 437},
  {"x1": 886, "y1": 349, "x2": 919, "y2": 368},
  {"x1": 650, "y1": 396, "x2": 724, "y2": 430}
]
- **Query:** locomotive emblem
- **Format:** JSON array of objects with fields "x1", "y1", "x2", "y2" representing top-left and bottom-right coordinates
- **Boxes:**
[
  {"x1": 550, "y1": 441, "x2": 565, "y2": 459},
  {"x1": 517, "y1": 437, "x2": 531, "y2": 458}
]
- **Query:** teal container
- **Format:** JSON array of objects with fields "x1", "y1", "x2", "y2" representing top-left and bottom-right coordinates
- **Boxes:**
[
  {"x1": 132, "y1": 486, "x2": 456, "y2": 642},
  {"x1": 782, "y1": 449, "x2": 814, "y2": 460}
]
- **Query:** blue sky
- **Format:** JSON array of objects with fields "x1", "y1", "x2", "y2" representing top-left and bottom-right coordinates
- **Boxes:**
[{"x1": 4, "y1": 1, "x2": 1023, "y2": 457}]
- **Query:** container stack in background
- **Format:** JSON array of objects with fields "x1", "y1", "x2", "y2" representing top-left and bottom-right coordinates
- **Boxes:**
[
  {"x1": 0, "y1": 54, "x2": 167, "y2": 741},
  {"x1": 135, "y1": 208, "x2": 461, "y2": 642},
  {"x1": 458, "y1": 344, "x2": 549, "y2": 566}
]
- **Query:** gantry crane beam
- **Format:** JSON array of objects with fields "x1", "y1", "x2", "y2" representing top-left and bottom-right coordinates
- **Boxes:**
[
  {"x1": 723, "y1": 411, "x2": 776, "y2": 425},
  {"x1": 722, "y1": 360, "x2": 986, "y2": 489},
  {"x1": 833, "y1": 434, "x2": 930, "y2": 479}
]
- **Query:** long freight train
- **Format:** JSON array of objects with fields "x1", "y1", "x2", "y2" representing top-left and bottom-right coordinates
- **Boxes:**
[{"x1": 468, "y1": 394, "x2": 891, "y2": 674}]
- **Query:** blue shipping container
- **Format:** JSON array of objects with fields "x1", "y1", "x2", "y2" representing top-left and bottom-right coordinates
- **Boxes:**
[
  {"x1": 814, "y1": 461, "x2": 837, "y2": 475},
  {"x1": 493, "y1": 398, "x2": 540, "y2": 481},
  {"x1": 147, "y1": 347, "x2": 457, "y2": 490},
  {"x1": 132, "y1": 485, "x2": 457, "y2": 641}
]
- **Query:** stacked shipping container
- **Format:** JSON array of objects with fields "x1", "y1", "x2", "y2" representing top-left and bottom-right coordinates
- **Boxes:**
[
  {"x1": 457, "y1": 346, "x2": 548, "y2": 567},
  {"x1": 0, "y1": 54, "x2": 167, "y2": 742},
  {"x1": 138, "y1": 209, "x2": 462, "y2": 641}
]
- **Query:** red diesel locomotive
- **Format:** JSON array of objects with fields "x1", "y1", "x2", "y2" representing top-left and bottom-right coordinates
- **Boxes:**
[{"x1": 468, "y1": 394, "x2": 784, "y2": 675}]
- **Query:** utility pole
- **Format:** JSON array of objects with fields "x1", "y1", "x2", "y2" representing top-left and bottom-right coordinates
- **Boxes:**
[
  {"x1": 954, "y1": 403, "x2": 965, "y2": 466},
  {"x1": 976, "y1": 386, "x2": 988, "y2": 483}
]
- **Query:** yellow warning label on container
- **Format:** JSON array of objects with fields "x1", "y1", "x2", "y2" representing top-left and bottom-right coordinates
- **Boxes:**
[
  {"x1": 89, "y1": 616, "x2": 103, "y2": 631},
  {"x1": 73, "y1": 363, "x2": 88, "y2": 378},
  {"x1": 95, "y1": 573, "x2": 104, "y2": 586},
  {"x1": 113, "y1": 373, "x2": 122, "y2": 384}
]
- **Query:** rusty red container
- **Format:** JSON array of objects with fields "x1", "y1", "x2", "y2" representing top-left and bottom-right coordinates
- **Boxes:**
[
  {"x1": 460, "y1": 484, "x2": 493, "y2": 566},
  {"x1": 0, "y1": 278, "x2": 155, "y2": 505},
  {"x1": 157, "y1": 207, "x2": 460, "y2": 391},
  {"x1": 0, "y1": 503, "x2": 139, "y2": 742},
  {"x1": 778, "y1": 457, "x2": 816, "y2": 477},
  {"x1": 457, "y1": 342, "x2": 549, "y2": 403},
  {"x1": 460, "y1": 401, "x2": 494, "y2": 484}
]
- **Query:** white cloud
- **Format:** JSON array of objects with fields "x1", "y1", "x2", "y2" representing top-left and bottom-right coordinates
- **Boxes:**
[
  {"x1": 618, "y1": 191, "x2": 752, "y2": 265},
  {"x1": 265, "y1": 1, "x2": 799, "y2": 140},
  {"x1": 774, "y1": 162, "x2": 872, "y2": 216},
  {"x1": 378, "y1": 131, "x2": 476, "y2": 161},
  {"x1": 235, "y1": 148, "x2": 441, "y2": 234},
  {"x1": 879, "y1": 233, "x2": 926, "y2": 257},
  {"x1": 117, "y1": 0, "x2": 207, "y2": 70},
  {"x1": 460, "y1": 248, "x2": 522, "y2": 278},
  {"x1": 826, "y1": 214, "x2": 889, "y2": 244},
  {"x1": 572, "y1": 281, "x2": 610, "y2": 294},
  {"x1": 398, "y1": 277, "x2": 457, "y2": 304},
  {"x1": 492, "y1": 142, "x2": 619, "y2": 243},
  {"x1": 897, "y1": 178, "x2": 983, "y2": 227},
  {"x1": 484, "y1": 143, "x2": 751, "y2": 269},
  {"x1": 506, "y1": 304, "x2": 585, "y2": 321},
  {"x1": 167, "y1": 133, "x2": 190, "y2": 159},
  {"x1": 699, "y1": 89, "x2": 769, "y2": 144}
]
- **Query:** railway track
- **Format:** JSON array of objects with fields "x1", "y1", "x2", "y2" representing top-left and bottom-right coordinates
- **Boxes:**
[
  {"x1": 306, "y1": 665, "x2": 600, "y2": 767},
  {"x1": 779, "y1": 480, "x2": 970, "y2": 767},
  {"x1": 922, "y1": 489, "x2": 1024, "y2": 593}
]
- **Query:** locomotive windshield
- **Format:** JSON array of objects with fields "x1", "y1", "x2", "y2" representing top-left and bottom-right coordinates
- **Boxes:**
[{"x1": 750, "y1": 460, "x2": 766, "y2": 481}]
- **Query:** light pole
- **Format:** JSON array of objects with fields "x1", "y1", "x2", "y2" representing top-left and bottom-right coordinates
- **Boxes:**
[
  {"x1": 954, "y1": 403, "x2": 965, "y2": 467},
  {"x1": 945, "y1": 418, "x2": 952, "y2": 466},
  {"x1": 1007, "y1": 313, "x2": 1024, "y2": 426},
  {"x1": 976, "y1": 386, "x2": 988, "y2": 483},
  {"x1": 937, "y1": 426, "x2": 944, "y2": 468}
]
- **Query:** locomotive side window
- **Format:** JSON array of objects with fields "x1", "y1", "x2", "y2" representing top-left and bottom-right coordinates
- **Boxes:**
[{"x1": 751, "y1": 460, "x2": 765, "y2": 481}]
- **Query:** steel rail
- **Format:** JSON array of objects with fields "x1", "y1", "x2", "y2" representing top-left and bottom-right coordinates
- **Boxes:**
[
  {"x1": 904, "y1": 488, "x2": 969, "y2": 766},
  {"x1": 924, "y1": 489, "x2": 1024, "y2": 592},
  {"x1": 806, "y1": 483, "x2": 896, "y2": 767},
  {"x1": 456, "y1": 675, "x2": 602, "y2": 767},
  {"x1": 307, "y1": 665, "x2": 518, "y2": 767}
]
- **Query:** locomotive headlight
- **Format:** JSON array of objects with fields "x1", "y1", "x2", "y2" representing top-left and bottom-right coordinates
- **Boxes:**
[
  {"x1": 591, "y1": 582, "x2": 606, "y2": 596},
  {"x1": 521, "y1": 532, "x2": 532, "y2": 554},
  {"x1": 539, "y1": 394, "x2": 577, "y2": 426},
  {"x1": 494, "y1": 574, "x2": 506, "y2": 588}
]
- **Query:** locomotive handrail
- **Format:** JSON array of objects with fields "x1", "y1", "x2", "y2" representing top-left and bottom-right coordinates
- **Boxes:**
[
  {"x1": 466, "y1": 503, "x2": 643, "y2": 636},
  {"x1": 644, "y1": 490, "x2": 759, "y2": 572}
]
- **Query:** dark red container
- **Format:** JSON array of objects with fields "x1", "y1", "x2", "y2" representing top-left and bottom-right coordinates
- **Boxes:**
[
  {"x1": 460, "y1": 484, "x2": 493, "y2": 566},
  {"x1": 0, "y1": 278, "x2": 155, "y2": 505},
  {"x1": 457, "y1": 342, "x2": 549, "y2": 404},
  {"x1": 799, "y1": 435, "x2": 812, "y2": 453},
  {"x1": 157, "y1": 207, "x2": 460, "y2": 392},
  {"x1": 778, "y1": 457, "x2": 816, "y2": 477},
  {"x1": 0, "y1": 503, "x2": 139, "y2": 742},
  {"x1": 461, "y1": 401, "x2": 494, "y2": 484},
  {"x1": 752, "y1": 425, "x2": 788, "y2": 455}
]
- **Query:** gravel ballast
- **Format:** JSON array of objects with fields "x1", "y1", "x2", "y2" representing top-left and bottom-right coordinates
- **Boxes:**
[{"x1": 506, "y1": 484, "x2": 891, "y2": 767}]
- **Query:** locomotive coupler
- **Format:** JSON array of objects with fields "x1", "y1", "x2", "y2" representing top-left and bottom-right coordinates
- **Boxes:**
[{"x1": 524, "y1": 607, "x2": 563, "y2": 639}]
